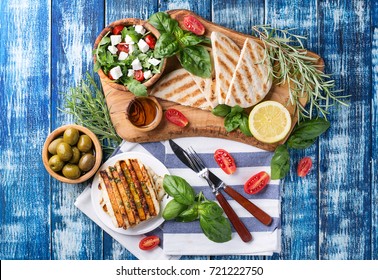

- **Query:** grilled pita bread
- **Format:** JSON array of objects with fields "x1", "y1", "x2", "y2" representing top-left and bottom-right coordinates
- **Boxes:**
[
  {"x1": 150, "y1": 68, "x2": 212, "y2": 110},
  {"x1": 190, "y1": 74, "x2": 217, "y2": 108},
  {"x1": 99, "y1": 159, "x2": 162, "y2": 230},
  {"x1": 211, "y1": 31, "x2": 241, "y2": 104},
  {"x1": 225, "y1": 38, "x2": 272, "y2": 108}
]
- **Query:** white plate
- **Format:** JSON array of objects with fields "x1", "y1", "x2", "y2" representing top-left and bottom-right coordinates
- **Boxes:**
[{"x1": 91, "y1": 151, "x2": 170, "y2": 235}]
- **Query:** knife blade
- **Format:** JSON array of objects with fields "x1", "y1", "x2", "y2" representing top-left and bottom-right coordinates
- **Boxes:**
[{"x1": 169, "y1": 139, "x2": 194, "y2": 171}]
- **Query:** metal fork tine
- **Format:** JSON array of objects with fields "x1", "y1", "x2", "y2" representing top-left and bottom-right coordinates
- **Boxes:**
[
  {"x1": 183, "y1": 150, "x2": 200, "y2": 172},
  {"x1": 188, "y1": 147, "x2": 206, "y2": 170},
  {"x1": 186, "y1": 148, "x2": 202, "y2": 172}
]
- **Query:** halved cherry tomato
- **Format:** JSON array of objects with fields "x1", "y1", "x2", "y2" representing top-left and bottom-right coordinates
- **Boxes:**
[
  {"x1": 244, "y1": 171, "x2": 270, "y2": 195},
  {"x1": 139, "y1": 235, "x2": 160, "y2": 251},
  {"x1": 214, "y1": 149, "x2": 236, "y2": 175},
  {"x1": 144, "y1": 34, "x2": 156, "y2": 49},
  {"x1": 116, "y1": 43, "x2": 129, "y2": 53},
  {"x1": 183, "y1": 15, "x2": 205, "y2": 35},
  {"x1": 165, "y1": 108, "x2": 189, "y2": 127},
  {"x1": 112, "y1": 25, "x2": 124, "y2": 35},
  {"x1": 297, "y1": 157, "x2": 313, "y2": 177},
  {"x1": 134, "y1": 70, "x2": 145, "y2": 82}
]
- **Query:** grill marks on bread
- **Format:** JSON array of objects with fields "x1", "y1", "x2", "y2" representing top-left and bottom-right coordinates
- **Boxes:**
[
  {"x1": 99, "y1": 159, "x2": 160, "y2": 229},
  {"x1": 150, "y1": 68, "x2": 211, "y2": 110},
  {"x1": 225, "y1": 38, "x2": 272, "y2": 108}
]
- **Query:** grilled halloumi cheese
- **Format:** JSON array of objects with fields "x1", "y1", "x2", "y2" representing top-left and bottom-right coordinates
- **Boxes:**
[
  {"x1": 225, "y1": 38, "x2": 272, "y2": 108},
  {"x1": 150, "y1": 68, "x2": 212, "y2": 110},
  {"x1": 211, "y1": 31, "x2": 241, "y2": 104},
  {"x1": 99, "y1": 159, "x2": 162, "y2": 229}
]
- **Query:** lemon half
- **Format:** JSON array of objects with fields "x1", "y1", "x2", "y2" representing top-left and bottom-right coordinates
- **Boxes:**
[{"x1": 248, "y1": 101, "x2": 292, "y2": 144}]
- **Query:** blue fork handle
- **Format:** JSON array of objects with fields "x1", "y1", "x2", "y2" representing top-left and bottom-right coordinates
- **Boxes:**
[
  {"x1": 215, "y1": 191, "x2": 252, "y2": 243},
  {"x1": 223, "y1": 186, "x2": 273, "y2": 226}
]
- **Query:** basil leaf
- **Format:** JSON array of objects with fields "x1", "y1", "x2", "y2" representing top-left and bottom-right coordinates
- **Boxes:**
[
  {"x1": 176, "y1": 204, "x2": 199, "y2": 222},
  {"x1": 270, "y1": 145, "x2": 290, "y2": 179},
  {"x1": 163, "y1": 175, "x2": 196, "y2": 205},
  {"x1": 126, "y1": 79, "x2": 147, "y2": 96},
  {"x1": 154, "y1": 33, "x2": 180, "y2": 58},
  {"x1": 162, "y1": 199, "x2": 188, "y2": 220},
  {"x1": 148, "y1": 12, "x2": 178, "y2": 34},
  {"x1": 224, "y1": 112, "x2": 242, "y2": 132},
  {"x1": 212, "y1": 104, "x2": 231, "y2": 117},
  {"x1": 173, "y1": 26, "x2": 184, "y2": 40},
  {"x1": 230, "y1": 105, "x2": 244, "y2": 114},
  {"x1": 179, "y1": 32, "x2": 207, "y2": 47},
  {"x1": 287, "y1": 137, "x2": 316, "y2": 150},
  {"x1": 199, "y1": 215, "x2": 232, "y2": 243},
  {"x1": 239, "y1": 114, "x2": 252, "y2": 136},
  {"x1": 198, "y1": 201, "x2": 223, "y2": 219},
  {"x1": 179, "y1": 45, "x2": 212, "y2": 78}
]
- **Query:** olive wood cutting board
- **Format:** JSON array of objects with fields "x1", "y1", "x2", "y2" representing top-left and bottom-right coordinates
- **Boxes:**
[{"x1": 97, "y1": 9, "x2": 324, "y2": 151}]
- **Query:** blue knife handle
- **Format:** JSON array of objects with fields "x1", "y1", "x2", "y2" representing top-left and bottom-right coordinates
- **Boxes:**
[
  {"x1": 223, "y1": 186, "x2": 273, "y2": 226},
  {"x1": 215, "y1": 191, "x2": 252, "y2": 243}
]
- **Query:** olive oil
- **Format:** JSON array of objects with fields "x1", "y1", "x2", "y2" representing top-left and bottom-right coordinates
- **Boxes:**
[{"x1": 127, "y1": 97, "x2": 159, "y2": 128}]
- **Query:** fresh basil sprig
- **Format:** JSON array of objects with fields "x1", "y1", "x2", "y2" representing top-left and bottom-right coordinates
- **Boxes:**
[
  {"x1": 212, "y1": 104, "x2": 252, "y2": 136},
  {"x1": 270, "y1": 117, "x2": 330, "y2": 179},
  {"x1": 148, "y1": 12, "x2": 211, "y2": 78},
  {"x1": 162, "y1": 175, "x2": 232, "y2": 243}
]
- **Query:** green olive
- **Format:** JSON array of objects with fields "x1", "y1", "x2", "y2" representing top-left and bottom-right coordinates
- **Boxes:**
[
  {"x1": 62, "y1": 164, "x2": 81, "y2": 179},
  {"x1": 78, "y1": 153, "x2": 96, "y2": 172},
  {"x1": 48, "y1": 155, "x2": 64, "y2": 172},
  {"x1": 48, "y1": 138, "x2": 64, "y2": 155},
  {"x1": 77, "y1": 135, "x2": 93, "y2": 152},
  {"x1": 69, "y1": 147, "x2": 81, "y2": 164},
  {"x1": 56, "y1": 142, "x2": 73, "y2": 161},
  {"x1": 63, "y1": 127, "x2": 80, "y2": 145}
]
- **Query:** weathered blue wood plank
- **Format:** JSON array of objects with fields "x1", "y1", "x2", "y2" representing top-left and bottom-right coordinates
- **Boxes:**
[
  {"x1": 0, "y1": 0, "x2": 51, "y2": 259},
  {"x1": 103, "y1": 0, "x2": 158, "y2": 260},
  {"x1": 265, "y1": 0, "x2": 319, "y2": 260},
  {"x1": 371, "y1": 0, "x2": 378, "y2": 261},
  {"x1": 318, "y1": 0, "x2": 371, "y2": 259},
  {"x1": 210, "y1": 0, "x2": 265, "y2": 261},
  {"x1": 50, "y1": 0, "x2": 105, "y2": 259}
]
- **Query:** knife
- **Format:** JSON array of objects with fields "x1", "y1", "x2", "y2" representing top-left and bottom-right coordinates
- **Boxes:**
[{"x1": 169, "y1": 139, "x2": 272, "y2": 226}]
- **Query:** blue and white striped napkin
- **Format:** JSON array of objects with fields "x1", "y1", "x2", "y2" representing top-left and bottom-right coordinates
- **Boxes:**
[{"x1": 75, "y1": 137, "x2": 281, "y2": 259}]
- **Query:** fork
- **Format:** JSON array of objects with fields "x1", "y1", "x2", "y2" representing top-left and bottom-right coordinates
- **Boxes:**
[{"x1": 185, "y1": 147, "x2": 253, "y2": 243}]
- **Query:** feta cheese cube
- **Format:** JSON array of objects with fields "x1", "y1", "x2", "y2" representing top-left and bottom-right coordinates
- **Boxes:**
[
  {"x1": 143, "y1": 70, "x2": 153, "y2": 80},
  {"x1": 128, "y1": 44, "x2": 135, "y2": 54},
  {"x1": 127, "y1": 69, "x2": 135, "y2": 77},
  {"x1": 131, "y1": 58, "x2": 142, "y2": 70},
  {"x1": 125, "y1": 35, "x2": 135, "y2": 44},
  {"x1": 137, "y1": 39, "x2": 149, "y2": 53},
  {"x1": 148, "y1": 58, "x2": 161, "y2": 66},
  {"x1": 118, "y1": 51, "x2": 128, "y2": 61},
  {"x1": 110, "y1": 35, "x2": 122, "y2": 46},
  {"x1": 135, "y1": 25, "x2": 146, "y2": 35},
  {"x1": 109, "y1": 66, "x2": 123, "y2": 80},
  {"x1": 107, "y1": 45, "x2": 118, "y2": 55}
]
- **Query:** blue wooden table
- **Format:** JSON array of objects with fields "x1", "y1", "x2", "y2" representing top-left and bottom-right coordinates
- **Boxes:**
[{"x1": 0, "y1": 0, "x2": 377, "y2": 260}]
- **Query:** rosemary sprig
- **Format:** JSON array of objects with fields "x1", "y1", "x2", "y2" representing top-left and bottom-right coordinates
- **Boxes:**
[
  {"x1": 59, "y1": 73, "x2": 122, "y2": 157},
  {"x1": 252, "y1": 25, "x2": 348, "y2": 120}
]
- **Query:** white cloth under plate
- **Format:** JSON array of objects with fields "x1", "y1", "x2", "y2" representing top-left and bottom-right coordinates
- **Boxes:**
[{"x1": 75, "y1": 137, "x2": 281, "y2": 259}]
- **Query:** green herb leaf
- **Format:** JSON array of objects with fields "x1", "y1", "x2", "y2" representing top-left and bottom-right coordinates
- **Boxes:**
[
  {"x1": 148, "y1": 12, "x2": 178, "y2": 34},
  {"x1": 163, "y1": 175, "x2": 196, "y2": 205},
  {"x1": 154, "y1": 33, "x2": 180, "y2": 58},
  {"x1": 176, "y1": 204, "x2": 199, "y2": 222},
  {"x1": 127, "y1": 79, "x2": 147, "y2": 96},
  {"x1": 239, "y1": 114, "x2": 253, "y2": 136},
  {"x1": 162, "y1": 199, "x2": 188, "y2": 220},
  {"x1": 198, "y1": 201, "x2": 224, "y2": 219},
  {"x1": 230, "y1": 105, "x2": 244, "y2": 114},
  {"x1": 270, "y1": 145, "x2": 290, "y2": 179},
  {"x1": 179, "y1": 45, "x2": 212, "y2": 78},
  {"x1": 179, "y1": 32, "x2": 207, "y2": 47},
  {"x1": 224, "y1": 112, "x2": 242, "y2": 132},
  {"x1": 212, "y1": 104, "x2": 231, "y2": 117},
  {"x1": 199, "y1": 215, "x2": 232, "y2": 243}
]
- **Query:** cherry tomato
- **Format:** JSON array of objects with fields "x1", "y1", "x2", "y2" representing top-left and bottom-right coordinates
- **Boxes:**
[
  {"x1": 214, "y1": 149, "x2": 236, "y2": 175},
  {"x1": 139, "y1": 235, "x2": 160, "y2": 251},
  {"x1": 112, "y1": 25, "x2": 124, "y2": 35},
  {"x1": 144, "y1": 34, "x2": 156, "y2": 49},
  {"x1": 134, "y1": 70, "x2": 145, "y2": 82},
  {"x1": 297, "y1": 157, "x2": 313, "y2": 177},
  {"x1": 244, "y1": 171, "x2": 270, "y2": 195},
  {"x1": 116, "y1": 43, "x2": 129, "y2": 53},
  {"x1": 165, "y1": 108, "x2": 189, "y2": 127},
  {"x1": 183, "y1": 15, "x2": 205, "y2": 35}
]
